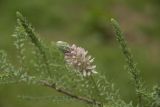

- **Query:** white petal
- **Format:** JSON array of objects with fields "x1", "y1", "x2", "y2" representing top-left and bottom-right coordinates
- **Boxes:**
[
  {"x1": 87, "y1": 55, "x2": 91, "y2": 60},
  {"x1": 83, "y1": 71, "x2": 87, "y2": 76},
  {"x1": 87, "y1": 65, "x2": 96, "y2": 70},
  {"x1": 92, "y1": 70, "x2": 97, "y2": 74},
  {"x1": 86, "y1": 66, "x2": 92, "y2": 70},
  {"x1": 84, "y1": 51, "x2": 88, "y2": 55},
  {"x1": 71, "y1": 44, "x2": 76, "y2": 49},
  {"x1": 90, "y1": 58, "x2": 95, "y2": 63},
  {"x1": 92, "y1": 65, "x2": 96, "y2": 69}
]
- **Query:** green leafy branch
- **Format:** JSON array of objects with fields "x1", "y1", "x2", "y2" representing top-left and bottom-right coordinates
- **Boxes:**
[
  {"x1": 111, "y1": 18, "x2": 160, "y2": 107},
  {"x1": 0, "y1": 12, "x2": 159, "y2": 107},
  {"x1": 111, "y1": 18, "x2": 144, "y2": 106}
]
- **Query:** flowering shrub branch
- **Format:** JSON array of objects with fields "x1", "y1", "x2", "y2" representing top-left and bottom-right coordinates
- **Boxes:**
[{"x1": 0, "y1": 12, "x2": 159, "y2": 107}]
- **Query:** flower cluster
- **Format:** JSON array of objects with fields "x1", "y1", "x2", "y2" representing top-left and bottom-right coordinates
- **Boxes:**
[{"x1": 56, "y1": 41, "x2": 97, "y2": 76}]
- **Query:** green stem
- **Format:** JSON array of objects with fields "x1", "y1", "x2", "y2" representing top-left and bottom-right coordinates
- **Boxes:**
[
  {"x1": 16, "y1": 11, "x2": 51, "y2": 77},
  {"x1": 111, "y1": 18, "x2": 143, "y2": 106}
]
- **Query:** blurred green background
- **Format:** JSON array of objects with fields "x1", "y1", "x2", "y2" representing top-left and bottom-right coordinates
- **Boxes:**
[{"x1": 0, "y1": 0, "x2": 160, "y2": 107}]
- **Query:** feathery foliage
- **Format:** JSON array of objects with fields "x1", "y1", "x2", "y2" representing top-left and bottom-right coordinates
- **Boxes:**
[
  {"x1": 0, "y1": 12, "x2": 159, "y2": 107},
  {"x1": 111, "y1": 18, "x2": 160, "y2": 107}
]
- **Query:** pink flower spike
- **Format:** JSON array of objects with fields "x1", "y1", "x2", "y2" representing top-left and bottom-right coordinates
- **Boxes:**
[{"x1": 64, "y1": 43, "x2": 97, "y2": 76}]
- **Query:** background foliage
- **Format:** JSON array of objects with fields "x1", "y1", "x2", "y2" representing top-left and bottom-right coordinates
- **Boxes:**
[{"x1": 0, "y1": 0, "x2": 160, "y2": 107}]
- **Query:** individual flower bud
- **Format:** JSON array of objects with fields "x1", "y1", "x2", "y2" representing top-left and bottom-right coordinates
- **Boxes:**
[{"x1": 56, "y1": 41, "x2": 70, "y2": 53}]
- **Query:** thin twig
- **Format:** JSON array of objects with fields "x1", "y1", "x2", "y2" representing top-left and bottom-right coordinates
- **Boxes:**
[{"x1": 41, "y1": 81, "x2": 102, "y2": 107}]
